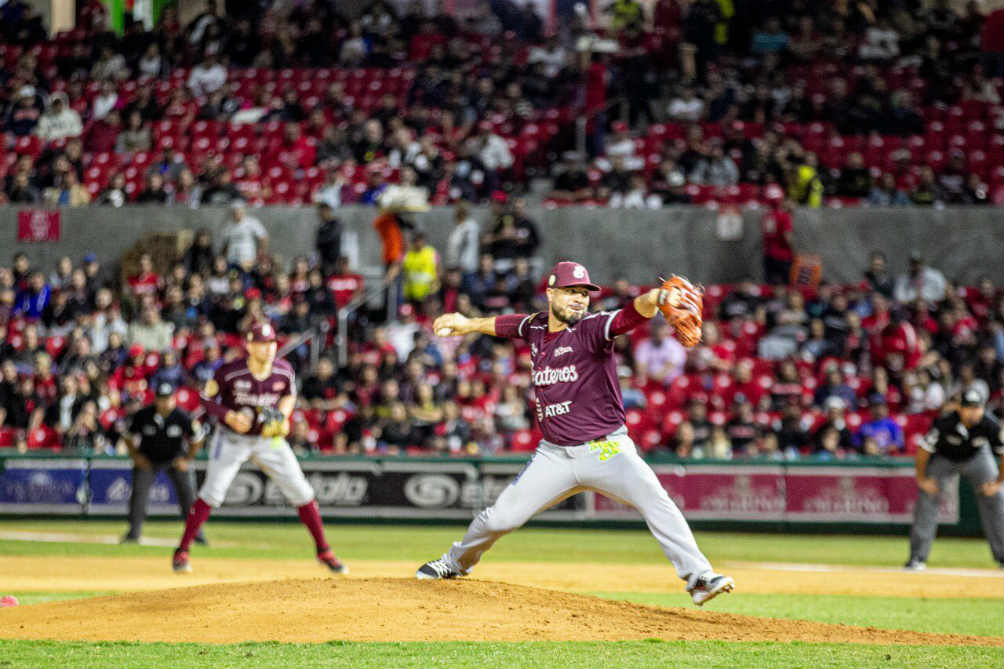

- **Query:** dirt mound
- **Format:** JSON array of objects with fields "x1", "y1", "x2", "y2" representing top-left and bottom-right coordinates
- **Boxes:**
[{"x1": 0, "y1": 578, "x2": 995, "y2": 646}]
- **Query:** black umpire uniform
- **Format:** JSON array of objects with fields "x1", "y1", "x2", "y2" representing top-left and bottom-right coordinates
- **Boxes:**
[
  {"x1": 122, "y1": 382, "x2": 205, "y2": 543},
  {"x1": 907, "y1": 389, "x2": 1004, "y2": 569}
]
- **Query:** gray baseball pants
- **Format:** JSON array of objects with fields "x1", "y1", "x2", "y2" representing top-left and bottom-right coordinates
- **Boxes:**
[
  {"x1": 909, "y1": 447, "x2": 1004, "y2": 565},
  {"x1": 441, "y1": 427, "x2": 715, "y2": 582}
]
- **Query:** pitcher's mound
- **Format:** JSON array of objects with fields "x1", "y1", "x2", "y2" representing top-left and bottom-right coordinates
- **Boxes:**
[{"x1": 0, "y1": 578, "x2": 993, "y2": 646}]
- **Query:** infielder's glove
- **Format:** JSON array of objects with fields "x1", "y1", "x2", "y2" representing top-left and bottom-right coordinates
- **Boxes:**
[
  {"x1": 257, "y1": 407, "x2": 289, "y2": 438},
  {"x1": 659, "y1": 275, "x2": 704, "y2": 348}
]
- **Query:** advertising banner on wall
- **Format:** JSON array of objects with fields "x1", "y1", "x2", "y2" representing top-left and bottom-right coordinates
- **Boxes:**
[
  {"x1": 0, "y1": 456, "x2": 956, "y2": 527},
  {"x1": 592, "y1": 464, "x2": 957, "y2": 524},
  {"x1": 0, "y1": 459, "x2": 87, "y2": 514}
]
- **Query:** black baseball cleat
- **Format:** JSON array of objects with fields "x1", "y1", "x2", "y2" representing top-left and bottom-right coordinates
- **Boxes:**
[
  {"x1": 903, "y1": 559, "x2": 926, "y2": 571},
  {"x1": 120, "y1": 533, "x2": 140, "y2": 544},
  {"x1": 318, "y1": 549, "x2": 349, "y2": 574},
  {"x1": 416, "y1": 558, "x2": 461, "y2": 580},
  {"x1": 194, "y1": 533, "x2": 209, "y2": 546},
  {"x1": 687, "y1": 572, "x2": 735, "y2": 606}
]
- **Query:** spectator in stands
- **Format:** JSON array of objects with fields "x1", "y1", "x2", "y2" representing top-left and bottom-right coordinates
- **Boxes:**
[
  {"x1": 116, "y1": 111, "x2": 152, "y2": 154},
  {"x1": 315, "y1": 203, "x2": 344, "y2": 276},
  {"x1": 725, "y1": 398, "x2": 759, "y2": 455},
  {"x1": 44, "y1": 169, "x2": 91, "y2": 207},
  {"x1": 856, "y1": 393, "x2": 904, "y2": 455},
  {"x1": 445, "y1": 202, "x2": 480, "y2": 290},
  {"x1": 858, "y1": 17, "x2": 900, "y2": 62},
  {"x1": 760, "y1": 195, "x2": 794, "y2": 285},
  {"x1": 314, "y1": 168, "x2": 345, "y2": 209},
  {"x1": 97, "y1": 173, "x2": 128, "y2": 207},
  {"x1": 91, "y1": 45, "x2": 129, "y2": 81},
  {"x1": 35, "y1": 92, "x2": 82, "y2": 143},
  {"x1": 894, "y1": 253, "x2": 947, "y2": 305},
  {"x1": 814, "y1": 366, "x2": 857, "y2": 409},
  {"x1": 14, "y1": 272, "x2": 51, "y2": 320},
  {"x1": 6, "y1": 172, "x2": 41, "y2": 204},
  {"x1": 867, "y1": 173, "x2": 911, "y2": 207},
  {"x1": 187, "y1": 52, "x2": 227, "y2": 97},
  {"x1": 634, "y1": 319, "x2": 687, "y2": 387},
  {"x1": 813, "y1": 396, "x2": 855, "y2": 452},
  {"x1": 128, "y1": 305, "x2": 174, "y2": 352},
  {"x1": 667, "y1": 83, "x2": 704, "y2": 122},
  {"x1": 84, "y1": 109, "x2": 123, "y2": 153},
  {"x1": 908, "y1": 166, "x2": 943, "y2": 206},
  {"x1": 689, "y1": 143, "x2": 739, "y2": 186},
  {"x1": 220, "y1": 202, "x2": 267, "y2": 272},
  {"x1": 402, "y1": 232, "x2": 441, "y2": 307},
  {"x1": 836, "y1": 152, "x2": 871, "y2": 198},
  {"x1": 135, "y1": 173, "x2": 169, "y2": 204},
  {"x1": 5, "y1": 85, "x2": 43, "y2": 136},
  {"x1": 863, "y1": 251, "x2": 895, "y2": 299}
]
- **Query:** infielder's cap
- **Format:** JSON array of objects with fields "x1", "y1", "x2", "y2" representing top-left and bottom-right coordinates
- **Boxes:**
[
  {"x1": 547, "y1": 261, "x2": 600, "y2": 292},
  {"x1": 247, "y1": 322, "x2": 277, "y2": 343},
  {"x1": 155, "y1": 382, "x2": 175, "y2": 397},
  {"x1": 960, "y1": 388, "x2": 985, "y2": 407}
]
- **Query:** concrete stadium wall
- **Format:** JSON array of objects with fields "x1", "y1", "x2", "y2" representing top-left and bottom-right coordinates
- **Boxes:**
[{"x1": 3, "y1": 206, "x2": 1002, "y2": 286}]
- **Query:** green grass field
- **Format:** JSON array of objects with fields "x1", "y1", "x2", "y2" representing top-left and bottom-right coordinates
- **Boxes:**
[{"x1": 1, "y1": 519, "x2": 1002, "y2": 668}]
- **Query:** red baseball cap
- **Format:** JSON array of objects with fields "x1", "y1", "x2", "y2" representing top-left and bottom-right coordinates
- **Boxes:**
[
  {"x1": 547, "y1": 261, "x2": 600, "y2": 292},
  {"x1": 247, "y1": 322, "x2": 277, "y2": 343}
]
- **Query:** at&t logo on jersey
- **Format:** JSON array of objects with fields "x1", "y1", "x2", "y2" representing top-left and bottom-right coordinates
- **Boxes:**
[
  {"x1": 542, "y1": 400, "x2": 573, "y2": 418},
  {"x1": 532, "y1": 364, "x2": 579, "y2": 387}
]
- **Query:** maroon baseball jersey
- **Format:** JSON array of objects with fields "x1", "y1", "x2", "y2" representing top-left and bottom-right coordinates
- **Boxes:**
[
  {"x1": 517, "y1": 311, "x2": 624, "y2": 446},
  {"x1": 205, "y1": 357, "x2": 296, "y2": 436}
]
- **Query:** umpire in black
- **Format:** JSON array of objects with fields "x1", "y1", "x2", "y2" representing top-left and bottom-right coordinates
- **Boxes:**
[
  {"x1": 122, "y1": 382, "x2": 206, "y2": 544},
  {"x1": 906, "y1": 389, "x2": 1004, "y2": 570}
]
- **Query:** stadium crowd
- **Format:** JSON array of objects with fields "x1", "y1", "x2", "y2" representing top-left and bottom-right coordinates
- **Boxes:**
[
  {"x1": 1, "y1": 0, "x2": 1002, "y2": 208},
  {"x1": 0, "y1": 196, "x2": 1001, "y2": 459}
]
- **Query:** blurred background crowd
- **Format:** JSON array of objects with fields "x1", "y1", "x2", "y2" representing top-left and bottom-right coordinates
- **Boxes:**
[
  {"x1": 1, "y1": 0, "x2": 1002, "y2": 209},
  {"x1": 1, "y1": 195, "x2": 1001, "y2": 459}
]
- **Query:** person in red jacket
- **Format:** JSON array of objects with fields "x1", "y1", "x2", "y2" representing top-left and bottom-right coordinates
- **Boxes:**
[
  {"x1": 761, "y1": 196, "x2": 794, "y2": 285},
  {"x1": 84, "y1": 110, "x2": 122, "y2": 153}
]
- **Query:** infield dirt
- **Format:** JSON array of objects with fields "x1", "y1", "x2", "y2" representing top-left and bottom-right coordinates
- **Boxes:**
[
  {"x1": 0, "y1": 577, "x2": 999, "y2": 646},
  {"x1": 1, "y1": 555, "x2": 1002, "y2": 647}
]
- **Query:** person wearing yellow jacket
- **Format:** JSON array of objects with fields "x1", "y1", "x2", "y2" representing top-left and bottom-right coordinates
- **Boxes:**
[{"x1": 402, "y1": 232, "x2": 440, "y2": 304}]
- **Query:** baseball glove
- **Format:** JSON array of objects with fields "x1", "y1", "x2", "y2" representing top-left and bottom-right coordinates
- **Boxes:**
[
  {"x1": 658, "y1": 275, "x2": 704, "y2": 348},
  {"x1": 257, "y1": 407, "x2": 289, "y2": 438}
]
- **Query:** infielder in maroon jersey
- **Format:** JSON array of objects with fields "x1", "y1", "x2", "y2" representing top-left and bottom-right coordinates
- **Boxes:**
[
  {"x1": 416, "y1": 261, "x2": 734, "y2": 605},
  {"x1": 172, "y1": 322, "x2": 347, "y2": 574}
]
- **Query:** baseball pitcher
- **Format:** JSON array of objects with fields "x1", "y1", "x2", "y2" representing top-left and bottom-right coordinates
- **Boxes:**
[
  {"x1": 171, "y1": 322, "x2": 347, "y2": 574},
  {"x1": 416, "y1": 261, "x2": 734, "y2": 606}
]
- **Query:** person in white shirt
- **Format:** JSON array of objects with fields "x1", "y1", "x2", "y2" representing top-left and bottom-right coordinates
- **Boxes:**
[
  {"x1": 858, "y1": 20, "x2": 900, "y2": 61},
  {"x1": 220, "y1": 201, "x2": 267, "y2": 270},
  {"x1": 668, "y1": 85, "x2": 705, "y2": 122},
  {"x1": 313, "y1": 169, "x2": 345, "y2": 209},
  {"x1": 138, "y1": 43, "x2": 166, "y2": 78},
  {"x1": 92, "y1": 81, "x2": 119, "y2": 120},
  {"x1": 894, "y1": 253, "x2": 947, "y2": 304},
  {"x1": 445, "y1": 202, "x2": 480, "y2": 279},
  {"x1": 35, "y1": 93, "x2": 82, "y2": 141},
  {"x1": 187, "y1": 53, "x2": 227, "y2": 97},
  {"x1": 527, "y1": 34, "x2": 567, "y2": 78},
  {"x1": 477, "y1": 123, "x2": 514, "y2": 172}
]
